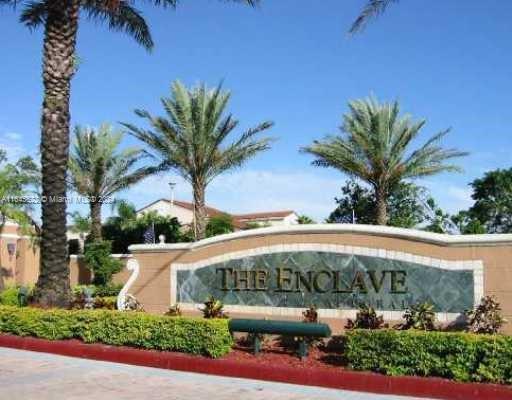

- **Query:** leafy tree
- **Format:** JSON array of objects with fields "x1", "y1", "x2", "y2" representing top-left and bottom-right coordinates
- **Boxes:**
[
  {"x1": 303, "y1": 97, "x2": 467, "y2": 225},
  {"x1": 206, "y1": 214, "x2": 235, "y2": 238},
  {"x1": 1, "y1": 0, "x2": 259, "y2": 307},
  {"x1": 102, "y1": 202, "x2": 182, "y2": 253},
  {"x1": 297, "y1": 215, "x2": 315, "y2": 224},
  {"x1": 423, "y1": 198, "x2": 455, "y2": 234},
  {"x1": 83, "y1": 240, "x2": 123, "y2": 286},
  {"x1": 327, "y1": 180, "x2": 430, "y2": 228},
  {"x1": 123, "y1": 81, "x2": 273, "y2": 240},
  {"x1": 451, "y1": 210, "x2": 486, "y2": 235},
  {"x1": 464, "y1": 169, "x2": 512, "y2": 233},
  {"x1": 68, "y1": 124, "x2": 154, "y2": 241},
  {"x1": 0, "y1": 153, "x2": 39, "y2": 232}
]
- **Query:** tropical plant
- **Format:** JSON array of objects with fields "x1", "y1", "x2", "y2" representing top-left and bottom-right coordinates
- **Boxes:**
[
  {"x1": 297, "y1": 215, "x2": 315, "y2": 224},
  {"x1": 83, "y1": 240, "x2": 123, "y2": 286},
  {"x1": 206, "y1": 214, "x2": 235, "y2": 238},
  {"x1": 200, "y1": 295, "x2": 228, "y2": 319},
  {"x1": 345, "y1": 304, "x2": 387, "y2": 330},
  {"x1": 68, "y1": 124, "x2": 154, "y2": 241},
  {"x1": 465, "y1": 296, "x2": 506, "y2": 334},
  {"x1": 1, "y1": 0, "x2": 259, "y2": 308},
  {"x1": 303, "y1": 97, "x2": 467, "y2": 225},
  {"x1": 123, "y1": 81, "x2": 273, "y2": 240},
  {"x1": 401, "y1": 302, "x2": 437, "y2": 331}
]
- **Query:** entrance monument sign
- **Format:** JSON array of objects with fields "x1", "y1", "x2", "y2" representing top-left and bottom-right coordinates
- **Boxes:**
[{"x1": 125, "y1": 225, "x2": 511, "y2": 330}]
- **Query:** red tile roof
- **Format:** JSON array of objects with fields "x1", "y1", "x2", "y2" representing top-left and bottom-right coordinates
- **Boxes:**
[{"x1": 137, "y1": 199, "x2": 295, "y2": 229}]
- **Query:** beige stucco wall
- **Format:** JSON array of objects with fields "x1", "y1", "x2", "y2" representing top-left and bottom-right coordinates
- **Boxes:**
[{"x1": 6, "y1": 224, "x2": 512, "y2": 334}]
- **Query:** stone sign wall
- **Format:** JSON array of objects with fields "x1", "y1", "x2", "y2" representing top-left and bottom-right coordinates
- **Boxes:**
[{"x1": 127, "y1": 225, "x2": 512, "y2": 331}]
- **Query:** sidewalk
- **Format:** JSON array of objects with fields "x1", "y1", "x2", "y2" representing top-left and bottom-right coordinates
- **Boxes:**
[{"x1": 0, "y1": 347, "x2": 431, "y2": 400}]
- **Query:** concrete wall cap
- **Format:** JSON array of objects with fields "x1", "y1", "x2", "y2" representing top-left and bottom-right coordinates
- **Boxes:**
[{"x1": 127, "y1": 224, "x2": 512, "y2": 253}]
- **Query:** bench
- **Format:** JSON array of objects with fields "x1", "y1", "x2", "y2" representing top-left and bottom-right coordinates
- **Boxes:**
[{"x1": 228, "y1": 318, "x2": 332, "y2": 359}]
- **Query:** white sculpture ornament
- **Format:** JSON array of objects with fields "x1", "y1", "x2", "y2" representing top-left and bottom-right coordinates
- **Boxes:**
[{"x1": 117, "y1": 258, "x2": 140, "y2": 311}]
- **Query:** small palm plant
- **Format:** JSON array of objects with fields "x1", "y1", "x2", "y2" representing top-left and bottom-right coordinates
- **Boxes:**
[
  {"x1": 402, "y1": 302, "x2": 437, "y2": 331},
  {"x1": 123, "y1": 81, "x2": 274, "y2": 240},
  {"x1": 69, "y1": 124, "x2": 154, "y2": 241},
  {"x1": 200, "y1": 295, "x2": 228, "y2": 319},
  {"x1": 302, "y1": 97, "x2": 467, "y2": 225}
]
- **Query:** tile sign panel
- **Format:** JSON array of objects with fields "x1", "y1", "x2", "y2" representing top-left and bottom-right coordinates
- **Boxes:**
[{"x1": 176, "y1": 250, "x2": 476, "y2": 313}]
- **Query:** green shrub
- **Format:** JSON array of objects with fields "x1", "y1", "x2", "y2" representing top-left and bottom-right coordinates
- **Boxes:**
[
  {"x1": 0, "y1": 305, "x2": 233, "y2": 358},
  {"x1": 346, "y1": 329, "x2": 512, "y2": 384},
  {"x1": 73, "y1": 283, "x2": 123, "y2": 298},
  {"x1": 84, "y1": 241, "x2": 123, "y2": 286},
  {"x1": 205, "y1": 214, "x2": 235, "y2": 238},
  {"x1": 0, "y1": 286, "x2": 32, "y2": 306},
  {"x1": 0, "y1": 287, "x2": 20, "y2": 306}
]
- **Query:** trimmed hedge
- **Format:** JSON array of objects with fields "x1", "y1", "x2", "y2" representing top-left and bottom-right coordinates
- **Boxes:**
[
  {"x1": 0, "y1": 306, "x2": 232, "y2": 358},
  {"x1": 346, "y1": 329, "x2": 512, "y2": 384}
]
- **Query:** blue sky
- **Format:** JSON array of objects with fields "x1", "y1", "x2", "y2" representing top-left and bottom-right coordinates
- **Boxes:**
[{"x1": 1, "y1": 0, "x2": 511, "y2": 221}]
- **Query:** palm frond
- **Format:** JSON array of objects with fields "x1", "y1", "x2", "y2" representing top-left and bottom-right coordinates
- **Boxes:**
[
  {"x1": 19, "y1": 1, "x2": 47, "y2": 28},
  {"x1": 82, "y1": 0, "x2": 154, "y2": 49},
  {"x1": 349, "y1": 0, "x2": 398, "y2": 34}
]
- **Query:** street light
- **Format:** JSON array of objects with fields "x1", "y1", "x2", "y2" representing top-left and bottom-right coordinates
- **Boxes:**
[{"x1": 168, "y1": 181, "x2": 176, "y2": 217}]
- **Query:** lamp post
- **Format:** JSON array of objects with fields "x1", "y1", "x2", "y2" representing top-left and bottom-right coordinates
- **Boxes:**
[{"x1": 168, "y1": 181, "x2": 176, "y2": 218}]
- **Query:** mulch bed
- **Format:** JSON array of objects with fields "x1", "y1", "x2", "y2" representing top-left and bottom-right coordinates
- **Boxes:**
[{"x1": 226, "y1": 338, "x2": 345, "y2": 371}]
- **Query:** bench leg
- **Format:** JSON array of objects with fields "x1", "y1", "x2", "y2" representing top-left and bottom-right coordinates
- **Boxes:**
[
  {"x1": 253, "y1": 335, "x2": 261, "y2": 355},
  {"x1": 297, "y1": 339, "x2": 308, "y2": 359}
]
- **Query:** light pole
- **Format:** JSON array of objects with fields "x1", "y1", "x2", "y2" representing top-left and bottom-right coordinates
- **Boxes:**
[{"x1": 168, "y1": 181, "x2": 176, "y2": 218}]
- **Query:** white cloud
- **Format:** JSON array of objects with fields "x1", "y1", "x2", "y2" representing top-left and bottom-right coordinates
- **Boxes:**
[
  {"x1": 124, "y1": 169, "x2": 344, "y2": 221},
  {"x1": 3, "y1": 132, "x2": 22, "y2": 141}
]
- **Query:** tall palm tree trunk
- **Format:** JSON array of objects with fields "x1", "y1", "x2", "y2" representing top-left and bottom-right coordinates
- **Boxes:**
[
  {"x1": 33, "y1": 0, "x2": 80, "y2": 307},
  {"x1": 89, "y1": 200, "x2": 102, "y2": 241},
  {"x1": 193, "y1": 181, "x2": 207, "y2": 240},
  {"x1": 375, "y1": 186, "x2": 388, "y2": 226}
]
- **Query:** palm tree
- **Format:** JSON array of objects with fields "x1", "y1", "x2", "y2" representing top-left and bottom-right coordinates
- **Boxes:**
[
  {"x1": 350, "y1": 0, "x2": 398, "y2": 33},
  {"x1": 123, "y1": 80, "x2": 274, "y2": 240},
  {"x1": 2, "y1": 0, "x2": 259, "y2": 307},
  {"x1": 302, "y1": 97, "x2": 467, "y2": 225},
  {"x1": 69, "y1": 124, "x2": 154, "y2": 241}
]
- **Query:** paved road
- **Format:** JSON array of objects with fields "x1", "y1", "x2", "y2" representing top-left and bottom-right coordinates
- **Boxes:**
[{"x1": 0, "y1": 347, "x2": 432, "y2": 400}]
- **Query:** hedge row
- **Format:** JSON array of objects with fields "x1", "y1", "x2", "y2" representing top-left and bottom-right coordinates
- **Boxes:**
[
  {"x1": 346, "y1": 329, "x2": 512, "y2": 384},
  {"x1": 0, "y1": 306, "x2": 232, "y2": 358}
]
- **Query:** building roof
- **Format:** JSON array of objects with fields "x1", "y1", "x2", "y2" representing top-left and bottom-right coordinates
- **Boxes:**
[
  {"x1": 137, "y1": 198, "x2": 296, "y2": 229},
  {"x1": 234, "y1": 210, "x2": 296, "y2": 221}
]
